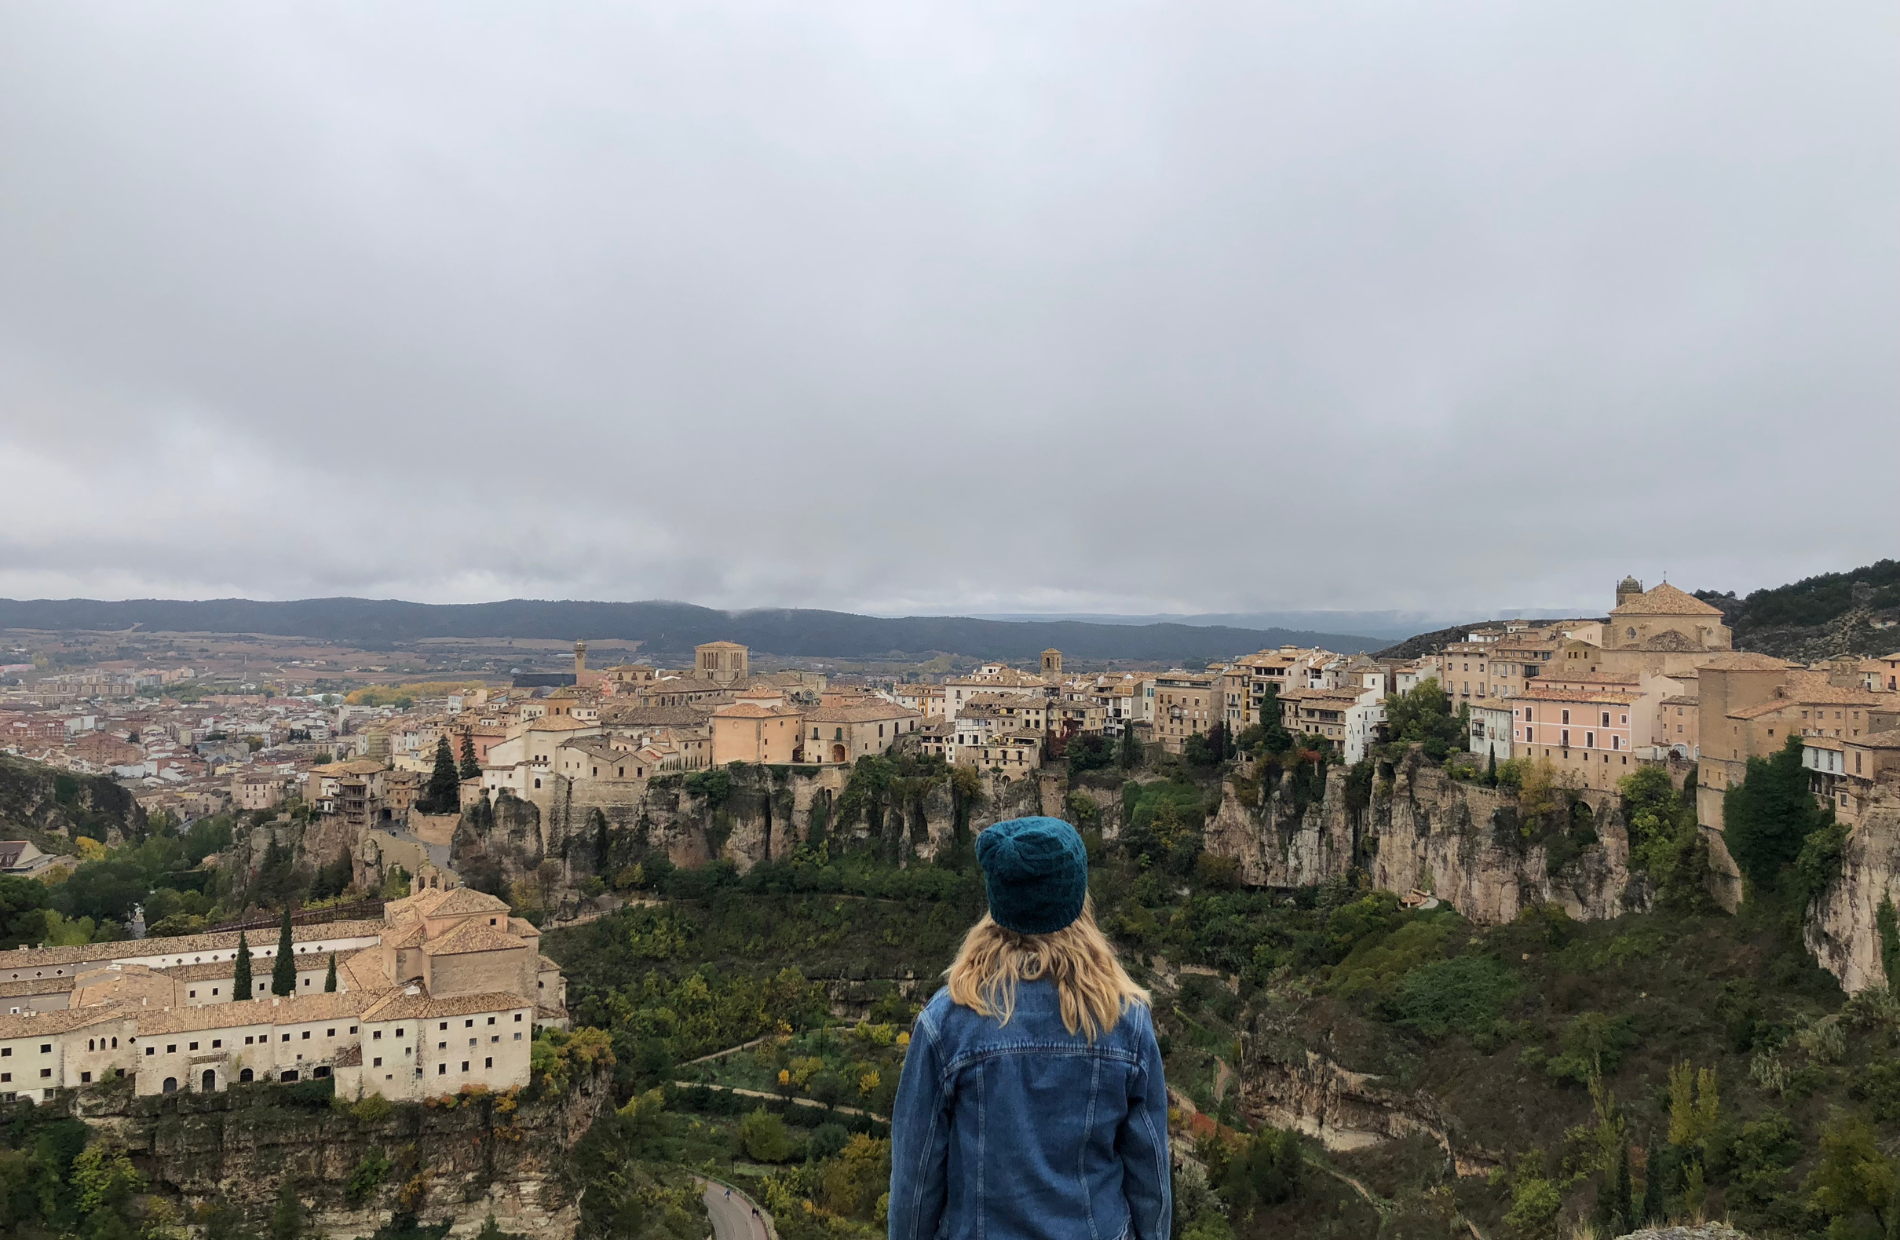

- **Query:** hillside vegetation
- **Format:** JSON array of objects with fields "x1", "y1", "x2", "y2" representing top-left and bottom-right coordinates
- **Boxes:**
[{"x1": 1697, "y1": 559, "x2": 1900, "y2": 659}]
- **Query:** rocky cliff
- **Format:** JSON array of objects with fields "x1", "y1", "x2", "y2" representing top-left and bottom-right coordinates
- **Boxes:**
[
  {"x1": 1203, "y1": 753, "x2": 1641, "y2": 925},
  {"x1": 81, "y1": 1071, "x2": 607, "y2": 1239},
  {"x1": 1804, "y1": 790, "x2": 1900, "y2": 994},
  {"x1": 0, "y1": 753, "x2": 148, "y2": 848},
  {"x1": 453, "y1": 761, "x2": 1049, "y2": 890}
]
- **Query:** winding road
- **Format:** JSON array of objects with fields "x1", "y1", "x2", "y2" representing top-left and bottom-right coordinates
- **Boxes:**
[{"x1": 702, "y1": 1181, "x2": 772, "y2": 1240}]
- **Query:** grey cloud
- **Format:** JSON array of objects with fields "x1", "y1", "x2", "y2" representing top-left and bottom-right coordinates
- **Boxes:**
[{"x1": 1, "y1": 1, "x2": 1894, "y2": 617}]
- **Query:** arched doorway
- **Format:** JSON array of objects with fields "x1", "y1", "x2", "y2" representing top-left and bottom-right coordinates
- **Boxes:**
[
  {"x1": 831, "y1": 744, "x2": 846, "y2": 763},
  {"x1": 161, "y1": 1077, "x2": 178, "y2": 1094},
  {"x1": 239, "y1": 1068, "x2": 254, "y2": 1083},
  {"x1": 201, "y1": 1070, "x2": 216, "y2": 1093}
]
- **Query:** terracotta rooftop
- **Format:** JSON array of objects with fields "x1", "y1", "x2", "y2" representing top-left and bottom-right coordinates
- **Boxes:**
[
  {"x1": 712, "y1": 702, "x2": 801, "y2": 719},
  {"x1": 0, "y1": 1004, "x2": 134, "y2": 1040},
  {"x1": 1610, "y1": 582, "x2": 1726, "y2": 618},
  {"x1": 421, "y1": 920, "x2": 525, "y2": 957},
  {"x1": 806, "y1": 701, "x2": 921, "y2": 723},
  {"x1": 1695, "y1": 652, "x2": 1794, "y2": 672},
  {"x1": 0, "y1": 920, "x2": 385, "y2": 976},
  {"x1": 134, "y1": 990, "x2": 374, "y2": 1037},
  {"x1": 361, "y1": 989, "x2": 532, "y2": 1022}
]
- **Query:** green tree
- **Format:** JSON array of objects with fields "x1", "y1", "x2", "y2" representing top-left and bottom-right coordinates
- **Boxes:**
[
  {"x1": 270, "y1": 1181, "x2": 305, "y2": 1240},
  {"x1": 0, "y1": 876, "x2": 51, "y2": 950},
  {"x1": 1118, "y1": 725, "x2": 1144, "y2": 770},
  {"x1": 324, "y1": 952, "x2": 337, "y2": 993},
  {"x1": 424, "y1": 735, "x2": 461, "y2": 813},
  {"x1": 233, "y1": 931, "x2": 253, "y2": 999},
  {"x1": 738, "y1": 1107, "x2": 798, "y2": 1162},
  {"x1": 459, "y1": 732, "x2": 482, "y2": 781},
  {"x1": 1724, "y1": 733, "x2": 1830, "y2": 893},
  {"x1": 1383, "y1": 678, "x2": 1466, "y2": 761},
  {"x1": 1805, "y1": 1114, "x2": 1896, "y2": 1234},
  {"x1": 271, "y1": 908, "x2": 297, "y2": 997},
  {"x1": 1218, "y1": 1127, "x2": 1302, "y2": 1215}
]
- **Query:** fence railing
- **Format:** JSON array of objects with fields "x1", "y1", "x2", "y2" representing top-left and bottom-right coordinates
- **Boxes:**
[{"x1": 202, "y1": 898, "x2": 387, "y2": 936}]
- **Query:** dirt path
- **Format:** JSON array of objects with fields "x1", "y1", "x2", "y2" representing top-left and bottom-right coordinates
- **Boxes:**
[
  {"x1": 681, "y1": 1034, "x2": 778, "y2": 1067},
  {"x1": 673, "y1": 1079, "x2": 887, "y2": 1122},
  {"x1": 1213, "y1": 1057, "x2": 1235, "y2": 1104}
]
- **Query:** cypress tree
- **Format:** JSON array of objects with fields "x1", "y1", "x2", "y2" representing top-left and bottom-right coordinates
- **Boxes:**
[
  {"x1": 1613, "y1": 1139, "x2": 1634, "y2": 1234},
  {"x1": 459, "y1": 733, "x2": 482, "y2": 781},
  {"x1": 323, "y1": 952, "x2": 338, "y2": 993},
  {"x1": 426, "y1": 735, "x2": 461, "y2": 813},
  {"x1": 271, "y1": 908, "x2": 297, "y2": 996},
  {"x1": 233, "y1": 931, "x2": 253, "y2": 999},
  {"x1": 1640, "y1": 1145, "x2": 1668, "y2": 1226}
]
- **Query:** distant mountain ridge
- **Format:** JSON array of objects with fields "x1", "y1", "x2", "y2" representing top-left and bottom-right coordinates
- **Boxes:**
[{"x1": 0, "y1": 597, "x2": 1383, "y2": 662}]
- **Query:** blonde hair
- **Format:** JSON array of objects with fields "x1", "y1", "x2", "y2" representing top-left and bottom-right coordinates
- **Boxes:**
[{"x1": 945, "y1": 897, "x2": 1149, "y2": 1042}]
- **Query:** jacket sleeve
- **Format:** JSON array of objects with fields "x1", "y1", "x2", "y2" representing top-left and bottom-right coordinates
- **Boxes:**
[
  {"x1": 1118, "y1": 1007, "x2": 1173, "y2": 1240},
  {"x1": 887, "y1": 1006, "x2": 951, "y2": 1240}
]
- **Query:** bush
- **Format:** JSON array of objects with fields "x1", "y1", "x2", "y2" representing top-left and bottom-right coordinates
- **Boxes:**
[
  {"x1": 1547, "y1": 1012, "x2": 1637, "y2": 1084},
  {"x1": 1389, "y1": 954, "x2": 1519, "y2": 1039},
  {"x1": 738, "y1": 1107, "x2": 799, "y2": 1163},
  {"x1": 347, "y1": 1148, "x2": 393, "y2": 1204}
]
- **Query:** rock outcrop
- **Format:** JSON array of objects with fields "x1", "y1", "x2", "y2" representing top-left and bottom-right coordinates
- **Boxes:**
[
  {"x1": 1805, "y1": 790, "x2": 1900, "y2": 994},
  {"x1": 1203, "y1": 752, "x2": 1641, "y2": 926},
  {"x1": 84, "y1": 1070, "x2": 608, "y2": 1239},
  {"x1": 452, "y1": 761, "x2": 1047, "y2": 892}
]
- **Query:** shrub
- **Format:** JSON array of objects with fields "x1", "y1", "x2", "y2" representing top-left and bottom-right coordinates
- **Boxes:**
[
  {"x1": 346, "y1": 1148, "x2": 393, "y2": 1204},
  {"x1": 1390, "y1": 955, "x2": 1519, "y2": 1039},
  {"x1": 738, "y1": 1107, "x2": 798, "y2": 1163}
]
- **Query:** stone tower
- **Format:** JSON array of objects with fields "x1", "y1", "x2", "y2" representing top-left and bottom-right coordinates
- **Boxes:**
[
  {"x1": 1615, "y1": 577, "x2": 1643, "y2": 610},
  {"x1": 574, "y1": 639, "x2": 587, "y2": 677},
  {"x1": 1041, "y1": 648, "x2": 1063, "y2": 678}
]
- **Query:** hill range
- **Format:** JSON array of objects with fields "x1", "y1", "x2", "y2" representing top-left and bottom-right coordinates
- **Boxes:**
[{"x1": 0, "y1": 597, "x2": 1383, "y2": 664}]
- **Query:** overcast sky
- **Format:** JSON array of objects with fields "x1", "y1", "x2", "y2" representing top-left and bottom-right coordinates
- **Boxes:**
[{"x1": 2, "y1": 3, "x2": 1894, "y2": 619}]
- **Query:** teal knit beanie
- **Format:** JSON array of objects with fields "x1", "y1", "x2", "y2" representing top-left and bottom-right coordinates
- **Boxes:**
[{"x1": 976, "y1": 816, "x2": 1089, "y2": 936}]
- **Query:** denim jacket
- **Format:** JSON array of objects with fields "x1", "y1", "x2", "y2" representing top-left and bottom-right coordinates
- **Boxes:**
[{"x1": 887, "y1": 981, "x2": 1171, "y2": 1240}]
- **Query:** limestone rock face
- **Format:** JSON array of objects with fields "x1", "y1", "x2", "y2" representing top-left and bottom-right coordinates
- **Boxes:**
[
  {"x1": 1805, "y1": 791, "x2": 1900, "y2": 994},
  {"x1": 451, "y1": 762, "x2": 1049, "y2": 896},
  {"x1": 94, "y1": 1068, "x2": 610, "y2": 1239},
  {"x1": 1202, "y1": 753, "x2": 1641, "y2": 926},
  {"x1": 1235, "y1": 1025, "x2": 1498, "y2": 1171}
]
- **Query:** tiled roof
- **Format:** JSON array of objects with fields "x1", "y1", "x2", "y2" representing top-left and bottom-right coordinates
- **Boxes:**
[
  {"x1": 0, "y1": 1004, "x2": 134, "y2": 1040},
  {"x1": 0, "y1": 977, "x2": 73, "y2": 998},
  {"x1": 1611, "y1": 582, "x2": 1727, "y2": 618},
  {"x1": 421, "y1": 920, "x2": 525, "y2": 957},
  {"x1": 135, "y1": 990, "x2": 374, "y2": 1037},
  {"x1": 426, "y1": 888, "x2": 512, "y2": 918},
  {"x1": 361, "y1": 990, "x2": 530, "y2": 1022},
  {"x1": 1851, "y1": 731, "x2": 1900, "y2": 751},
  {"x1": 341, "y1": 948, "x2": 394, "y2": 993},
  {"x1": 712, "y1": 703, "x2": 801, "y2": 719},
  {"x1": 1695, "y1": 652, "x2": 1794, "y2": 671},
  {"x1": 806, "y1": 701, "x2": 920, "y2": 723},
  {"x1": 0, "y1": 920, "x2": 384, "y2": 975},
  {"x1": 525, "y1": 716, "x2": 598, "y2": 733},
  {"x1": 1512, "y1": 687, "x2": 1642, "y2": 705}
]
